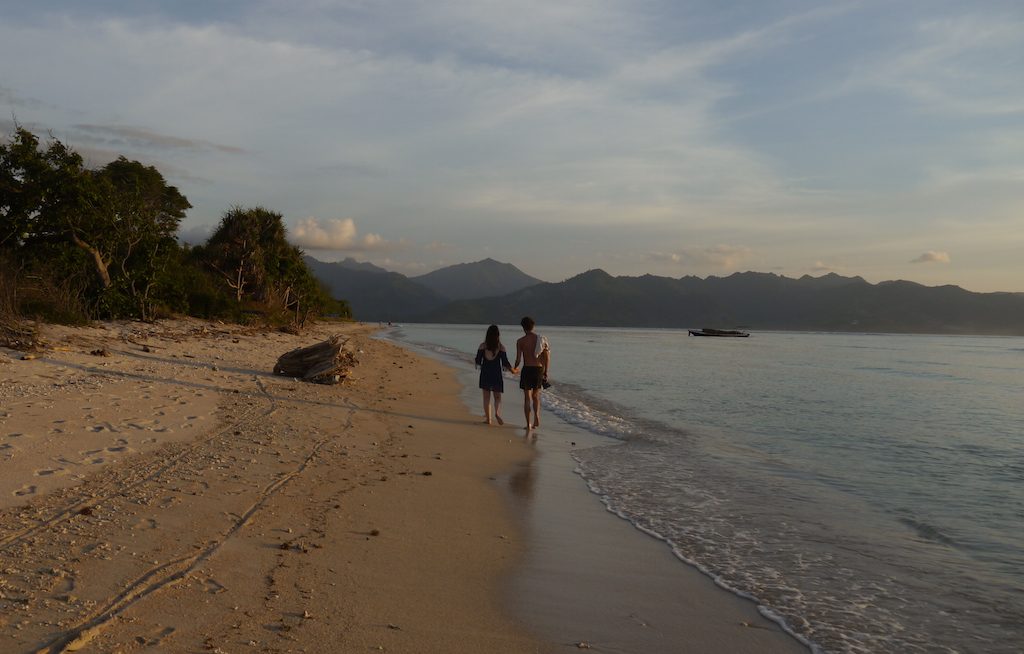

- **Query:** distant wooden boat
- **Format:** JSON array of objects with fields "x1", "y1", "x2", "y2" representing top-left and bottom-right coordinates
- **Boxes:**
[{"x1": 688, "y1": 328, "x2": 750, "y2": 337}]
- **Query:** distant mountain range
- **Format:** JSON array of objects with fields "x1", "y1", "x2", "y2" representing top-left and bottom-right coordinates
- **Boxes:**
[
  {"x1": 304, "y1": 256, "x2": 542, "y2": 321},
  {"x1": 306, "y1": 257, "x2": 1024, "y2": 335}
]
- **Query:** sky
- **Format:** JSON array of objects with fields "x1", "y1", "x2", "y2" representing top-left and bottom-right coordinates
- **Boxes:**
[{"x1": 1, "y1": 1, "x2": 1021, "y2": 291}]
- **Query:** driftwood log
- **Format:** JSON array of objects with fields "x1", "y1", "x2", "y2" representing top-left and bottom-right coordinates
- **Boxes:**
[{"x1": 273, "y1": 334, "x2": 356, "y2": 384}]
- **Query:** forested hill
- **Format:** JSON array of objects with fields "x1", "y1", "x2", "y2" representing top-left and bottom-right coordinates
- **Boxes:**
[
  {"x1": 305, "y1": 256, "x2": 542, "y2": 321},
  {"x1": 411, "y1": 258, "x2": 542, "y2": 300},
  {"x1": 416, "y1": 270, "x2": 1024, "y2": 335}
]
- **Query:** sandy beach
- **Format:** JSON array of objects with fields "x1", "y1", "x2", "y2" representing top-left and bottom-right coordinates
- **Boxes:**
[{"x1": 1, "y1": 319, "x2": 805, "y2": 653}]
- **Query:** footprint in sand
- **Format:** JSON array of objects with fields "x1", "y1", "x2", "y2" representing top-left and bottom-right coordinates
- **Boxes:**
[
  {"x1": 200, "y1": 577, "x2": 227, "y2": 594},
  {"x1": 135, "y1": 626, "x2": 175, "y2": 647},
  {"x1": 135, "y1": 517, "x2": 158, "y2": 530},
  {"x1": 35, "y1": 468, "x2": 66, "y2": 477},
  {"x1": 106, "y1": 446, "x2": 132, "y2": 453},
  {"x1": 14, "y1": 485, "x2": 37, "y2": 496},
  {"x1": 6, "y1": 432, "x2": 24, "y2": 438},
  {"x1": 0, "y1": 443, "x2": 14, "y2": 452}
]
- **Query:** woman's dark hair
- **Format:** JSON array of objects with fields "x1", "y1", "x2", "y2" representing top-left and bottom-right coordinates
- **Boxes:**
[{"x1": 485, "y1": 324, "x2": 501, "y2": 352}]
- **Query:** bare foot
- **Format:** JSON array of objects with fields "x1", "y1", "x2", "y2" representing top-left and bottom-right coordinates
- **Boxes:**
[
  {"x1": 482, "y1": 418, "x2": 492, "y2": 425},
  {"x1": 495, "y1": 415, "x2": 504, "y2": 425},
  {"x1": 532, "y1": 419, "x2": 540, "y2": 428}
]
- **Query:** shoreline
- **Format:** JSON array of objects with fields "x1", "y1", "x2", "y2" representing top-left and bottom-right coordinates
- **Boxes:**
[
  {"x1": 388, "y1": 331, "x2": 809, "y2": 653},
  {"x1": 2, "y1": 318, "x2": 807, "y2": 652}
]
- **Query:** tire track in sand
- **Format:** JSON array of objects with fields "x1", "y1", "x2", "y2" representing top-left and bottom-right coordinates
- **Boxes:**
[
  {"x1": 0, "y1": 382, "x2": 276, "y2": 553},
  {"x1": 32, "y1": 396, "x2": 356, "y2": 654}
]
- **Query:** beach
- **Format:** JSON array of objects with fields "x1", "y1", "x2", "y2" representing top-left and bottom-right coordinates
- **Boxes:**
[{"x1": 1, "y1": 319, "x2": 804, "y2": 653}]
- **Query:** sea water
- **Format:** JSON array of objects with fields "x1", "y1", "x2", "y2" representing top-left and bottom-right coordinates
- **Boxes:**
[{"x1": 383, "y1": 324, "x2": 1024, "y2": 654}]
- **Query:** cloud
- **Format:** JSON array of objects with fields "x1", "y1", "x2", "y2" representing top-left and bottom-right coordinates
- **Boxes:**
[
  {"x1": 72, "y1": 124, "x2": 246, "y2": 154},
  {"x1": 847, "y1": 14, "x2": 1024, "y2": 117},
  {"x1": 648, "y1": 252, "x2": 682, "y2": 263},
  {"x1": 648, "y1": 245, "x2": 752, "y2": 269},
  {"x1": 290, "y1": 217, "x2": 389, "y2": 252},
  {"x1": 910, "y1": 250, "x2": 951, "y2": 264}
]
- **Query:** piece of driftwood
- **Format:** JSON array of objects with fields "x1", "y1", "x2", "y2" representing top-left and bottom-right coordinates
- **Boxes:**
[{"x1": 273, "y1": 334, "x2": 356, "y2": 384}]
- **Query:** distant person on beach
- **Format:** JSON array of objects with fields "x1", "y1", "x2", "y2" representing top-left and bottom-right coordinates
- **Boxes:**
[
  {"x1": 475, "y1": 325, "x2": 517, "y2": 425},
  {"x1": 514, "y1": 316, "x2": 550, "y2": 431}
]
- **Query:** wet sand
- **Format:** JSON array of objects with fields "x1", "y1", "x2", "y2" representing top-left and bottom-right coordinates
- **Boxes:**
[{"x1": 425, "y1": 343, "x2": 809, "y2": 654}]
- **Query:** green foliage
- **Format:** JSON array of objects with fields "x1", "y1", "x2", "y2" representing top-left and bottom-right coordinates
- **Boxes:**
[
  {"x1": 199, "y1": 206, "x2": 335, "y2": 327},
  {"x1": 1, "y1": 126, "x2": 192, "y2": 320},
  {"x1": 2, "y1": 125, "x2": 341, "y2": 329}
]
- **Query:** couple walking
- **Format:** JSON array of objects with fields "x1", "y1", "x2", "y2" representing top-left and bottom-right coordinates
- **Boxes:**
[{"x1": 474, "y1": 316, "x2": 550, "y2": 431}]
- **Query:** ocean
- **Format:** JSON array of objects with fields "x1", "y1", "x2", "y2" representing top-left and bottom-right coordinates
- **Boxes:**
[{"x1": 383, "y1": 324, "x2": 1024, "y2": 654}]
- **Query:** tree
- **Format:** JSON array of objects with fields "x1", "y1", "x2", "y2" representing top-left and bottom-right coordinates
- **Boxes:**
[
  {"x1": 1, "y1": 127, "x2": 191, "y2": 319},
  {"x1": 93, "y1": 158, "x2": 191, "y2": 318},
  {"x1": 202, "y1": 206, "x2": 287, "y2": 303},
  {"x1": 200, "y1": 206, "x2": 333, "y2": 326}
]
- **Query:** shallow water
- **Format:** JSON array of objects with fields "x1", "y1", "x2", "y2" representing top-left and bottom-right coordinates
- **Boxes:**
[{"x1": 385, "y1": 324, "x2": 1024, "y2": 653}]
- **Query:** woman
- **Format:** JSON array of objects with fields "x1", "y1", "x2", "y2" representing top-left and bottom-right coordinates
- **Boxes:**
[{"x1": 475, "y1": 324, "x2": 517, "y2": 425}]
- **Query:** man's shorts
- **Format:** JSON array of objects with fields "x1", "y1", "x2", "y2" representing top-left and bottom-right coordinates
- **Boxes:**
[{"x1": 520, "y1": 365, "x2": 544, "y2": 390}]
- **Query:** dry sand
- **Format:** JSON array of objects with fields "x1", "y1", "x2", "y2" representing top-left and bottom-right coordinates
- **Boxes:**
[{"x1": 1, "y1": 319, "x2": 543, "y2": 653}]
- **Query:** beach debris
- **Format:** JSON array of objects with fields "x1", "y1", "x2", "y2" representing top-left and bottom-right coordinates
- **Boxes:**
[
  {"x1": 575, "y1": 642, "x2": 593, "y2": 649},
  {"x1": 386, "y1": 623, "x2": 401, "y2": 630},
  {"x1": 20, "y1": 353, "x2": 38, "y2": 360},
  {"x1": 421, "y1": 471, "x2": 432, "y2": 476},
  {"x1": 1, "y1": 318, "x2": 41, "y2": 351},
  {"x1": 370, "y1": 529, "x2": 380, "y2": 536},
  {"x1": 273, "y1": 334, "x2": 357, "y2": 384},
  {"x1": 90, "y1": 348, "x2": 111, "y2": 357}
]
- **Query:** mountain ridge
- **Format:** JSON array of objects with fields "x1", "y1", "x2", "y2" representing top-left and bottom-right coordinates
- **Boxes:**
[
  {"x1": 415, "y1": 269, "x2": 1024, "y2": 335},
  {"x1": 304, "y1": 257, "x2": 1024, "y2": 334}
]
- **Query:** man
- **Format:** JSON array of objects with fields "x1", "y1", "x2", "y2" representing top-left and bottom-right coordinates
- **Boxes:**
[{"x1": 514, "y1": 316, "x2": 550, "y2": 431}]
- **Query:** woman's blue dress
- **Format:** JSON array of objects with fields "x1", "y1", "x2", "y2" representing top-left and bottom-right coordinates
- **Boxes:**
[{"x1": 476, "y1": 348, "x2": 513, "y2": 392}]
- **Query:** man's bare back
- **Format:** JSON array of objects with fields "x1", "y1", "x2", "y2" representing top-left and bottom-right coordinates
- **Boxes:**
[{"x1": 516, "y1": 332, "x2": 542, "y2": 367}]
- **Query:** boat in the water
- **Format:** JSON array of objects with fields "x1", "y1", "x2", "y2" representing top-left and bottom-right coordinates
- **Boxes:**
[{"x1": 688, "y1": 328, "x2": 750, "y2": 337}]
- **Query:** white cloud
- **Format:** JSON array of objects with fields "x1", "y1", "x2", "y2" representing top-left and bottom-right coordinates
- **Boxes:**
[
  {"x1": 648, "y1": 245, "x2": 752, "y2": 270},
  {"x1": 847, "y1": 14, "x2": 1024, "y2": 116},
  {"x1": 290, "y1": 217, "x2": 390, "y2": 251},
  {"x1": 649, "y1": 252, "x2": 683, "y2": 263},
  {"x1": 910, "y1": 250, "x2": 951, "y2": 264}
]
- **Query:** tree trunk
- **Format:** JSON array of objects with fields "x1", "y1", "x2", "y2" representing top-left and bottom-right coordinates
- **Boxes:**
[{"x1": 70, "y1": 233, "x2": 112, "y2": 288}]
